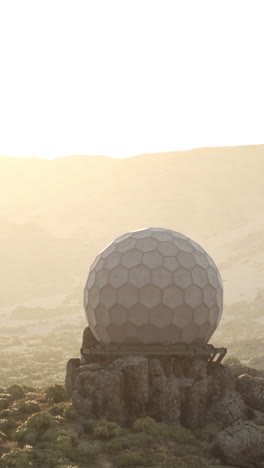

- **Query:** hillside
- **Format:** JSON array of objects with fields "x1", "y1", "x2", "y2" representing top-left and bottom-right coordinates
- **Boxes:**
[{"x1": 1, "y1": 144, "x2": 264, "y2": 309}]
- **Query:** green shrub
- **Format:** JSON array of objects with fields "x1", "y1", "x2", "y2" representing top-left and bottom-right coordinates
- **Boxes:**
[
  {"x1": 224, "y1": 356, "x2": 242, "y2": 366},
  {"x1": 126, "y1": 432, "x2": 152, "y2": 447},
  {"x1": 113, "y1": 452, "x2": 148, "y2": 467},
  {"x1": 133, "y1": 417, "x2": 195, "y2": 445},
  {"x1": 132, "y1": 416, "x2": 156, "y2": 433},
  {"x1": 16, "y1": 411, "x2": 62, "y2": 444},
  {"x1": 41, "y1": 425, "x2": 79, "y2": 444},
  {"x1": 45, "y1": 384, "x2": 66, "y2": 403},
  {"x1": 12, "y1": 400, "x2": 40, "y2": 416},
  {"x1": 0, "y1": 445, "x2": 33, "y2": 468},
  {"x1": 94, "y1": 420, "x2": 122, "y2": 439},
  {"x1": 105, "y1": 431, "x2": 152, "y2": 454},
  {"x1": 55, "y1": 435, "x2": 74, "y2": 458},
  {"x1": 0, "y1": 394, "x2": 14, "y2": 409},
  {"x1": 105, "y1": 436, "x2": 131, "y2": 453},
  {"x1": 0, "y1": 418, "x2": 16, "y2": 432},
  {"x1": 0, "y1": 430, "x2": 6, "y2": 441},
  {"x1": 31, "y1": 447, "x2": 70, "y2": 468},
  {"x1": 63, "y1": 404, "x2": 78, "y2": 420},
  {"x1": 49, "y1": 403, "x2": 66, "y2": 416},
  {"x1": 0, "y1": 398, "x2": 10, "y2": 411},
  {"x1": 6, "y1": 385, "x2": 25, "y2": 400},
  {"x1": 76, "y1": 440, "x2": 101, "y2": 460}
]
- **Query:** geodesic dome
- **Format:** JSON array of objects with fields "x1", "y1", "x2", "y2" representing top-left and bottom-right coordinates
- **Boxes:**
[{"x1": 84, "y1": 228, "x2": 223, "y2": 345}]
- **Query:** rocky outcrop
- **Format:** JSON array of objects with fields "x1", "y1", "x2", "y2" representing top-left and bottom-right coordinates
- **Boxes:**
[
  {"x1": 65, "y1": 358, "x2": 80, "y2": 400},
  {"x1": 213, "y1": 420, "x2": 264, "y2": 468},
  {"x1": 66, "y1": 343, "x2": 264, "y2": 468}
]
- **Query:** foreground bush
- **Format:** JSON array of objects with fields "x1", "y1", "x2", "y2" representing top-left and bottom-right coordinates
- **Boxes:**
[
  {"x1": 94, "y1": 420, "x2": 122, "y2": 439},
  {"x1": 0, "y1": 446, "x2": 33, "y2": 468},
  {"x1": 45, "y1": 384, "x2": 66, "y2": 403},
  {"x1": 16, "y1": 411, "x2": 62, "y2": 444}
]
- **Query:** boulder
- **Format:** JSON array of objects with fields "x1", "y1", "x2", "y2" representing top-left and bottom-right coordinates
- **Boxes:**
[
  {"x1": 206, "y1": 389, "x2": 248, "y2": 427},
  {"x1": 212, "y1": 420, "x2": 264, "y2": 467},
  {"x1": 229, "y1": 364, "x2": 264, "y2": 379},
  {"x1": 236, "y1": 374, "x2": 264, "y2": 412}
]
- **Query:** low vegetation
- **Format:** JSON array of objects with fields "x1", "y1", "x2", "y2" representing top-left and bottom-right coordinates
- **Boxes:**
[{"x1": 0, "y1": 384, "x2": 235, "y2": 468}]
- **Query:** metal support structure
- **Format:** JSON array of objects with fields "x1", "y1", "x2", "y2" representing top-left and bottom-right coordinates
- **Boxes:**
[{"x1": 81, "y1": 342, "x2": 227, "y2": 364}]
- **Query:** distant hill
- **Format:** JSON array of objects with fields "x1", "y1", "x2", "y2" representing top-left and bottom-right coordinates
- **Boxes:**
[{"x1": 1, "y1": 144, "x2": 264, "y2": 308}]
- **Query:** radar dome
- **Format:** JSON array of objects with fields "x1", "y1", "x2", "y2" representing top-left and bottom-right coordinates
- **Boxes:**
[{"x1": 84, "y1": 228, "x2": 223, "y2": 345}]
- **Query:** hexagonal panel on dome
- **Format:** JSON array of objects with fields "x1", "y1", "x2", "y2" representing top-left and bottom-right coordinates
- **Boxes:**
[
  {"x1": 103, "y1": 251, "x2": 122, "y2": 270},
  {"x1": 203, "y1": 284, "x2": 217, "y2": 308},
  {"x1": 194, "y1": 305, "x2": 210, "y2": 326},
  {"x1": 100, "y1": 284, "x2": 117, "y2": 308},
  {"x1": 139, "y1": 284, "x2": 162, "y2": 308},
  {"x1": 94, "y1": 305, "x2": 111, "y2": 328},
  {"x1": 173, "y1": 238, "x2": 194, "y2": 253},
  {"x1": 185, "y1": 284, "x2": 203, "y2": 308},
  {"x1": 142, "y1": 251, "x2": 163, "y2": 269},
  {"x1": 173, "y1": 267, "x2": 192, "y2": 289},
  {"x1": 122, "y1": 322, "x2": 138, "y2": 340},
  {"x1": 94, "y1": 324, "x2": 111, "y2": 344},
  {"x1": 121, "y1": 249, "x2": 143, "y2": 268},
  {"x1": 129, "y1": 264, "x2": 151, "y2": 287},
  {"x1": 209, "y1": 305, "x2": 220, "y2": 325},
  {"x1": 158, "y1": 241, "x2": 178, "y2": 256},
  {"x1": 113, "y1": 232, "x2": 132, "y2": 243},
  {"x1": 128, "y1": 303, "x2": 149, "y2": 326},
  {"x1": 181, "y1": 322, "x2": 200, "y2": 344},
  {"x1": 106, "y1": 323, "x2": 126, "y2": 343},
  {"x1": 130, "y1": 229, "x2": 153, "y2": 239},
  {"x1": 198, "y1": 322, "x2": 211, "y2": 339},
  {"x1": 109, "y1": 304, "x2": 127, "y2": 325},
  {"x1": 86, "y1": 270, "x2": 96, "y2": 289},
  {"x1": 116, "y1": 237, "x2": 137, "y2": 253},
  {"x1": 172, "y1": 305, "x2": 193, "y2": 328},
  {"x1": 94, "y1": 268, "x2": 109, "y2": 289},
  {"x1": 151, "y1": 231, "x2": 174, "y2": 241},
  {"x1": 191, "y1": 266, "x2": 208, "y2": 288},
  {"x1": 83, "y1": 288, "x2": 88, "y2": 309},
  {"x1": 136, "y1": 323, "x2": 161, "y2": 344},
  {"x1": 207, "y1": 266, "x2": 220, "y2": 288},
  {"x1": 100, "y1": 243, "x2": 116, "y2": 258},
  {"x1": 88, "y1": 287, "x2": 100, "y2": 309},
  {"x1": 152, "y1": 267, "x2": 173, "y2": 288},
  {"x1": 163, "y1": 256, "x2": 180, "y2": 271},
  {"x1": 162, "y1": 285, "x2": 184, "y2": 309},
  {"x1": 86, "y1": 305, "x2": 96, "y2": 329},
  {"x1": 117, "y1": 283, "x2": 139, "y2": 308},
  {"x1": 109, "y1": 265, "x2": 129, "y2": 288},
  {"x1": 216, "y1": 287, "x2": 223, "y2": 309},
  {"x1": 150, "y1": 305, "x2": 173, "y2": 328},
  {"x1": 136, "y1": 237, "x2": 158, "y2": 252},
  {"x1": 94, "y1": 258, "x2": 104, "y2": 272},
  {"x1": 177, "y1": 251, "x2": 196, "y2": 270},
  {"x1": 192, "y1": 250, "x2": 210, "y2": 269}
]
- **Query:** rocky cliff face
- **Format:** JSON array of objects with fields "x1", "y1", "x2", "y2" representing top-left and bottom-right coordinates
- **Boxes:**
[{"x1": 66, "y1": 337, "x2": 264, "y2": 467}]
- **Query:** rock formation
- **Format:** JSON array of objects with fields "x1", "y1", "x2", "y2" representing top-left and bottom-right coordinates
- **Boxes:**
[{"x1": 66, "y1": 328, "x2": 264, "y2": 467}]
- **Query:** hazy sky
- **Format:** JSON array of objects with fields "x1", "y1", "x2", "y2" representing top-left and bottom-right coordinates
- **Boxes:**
[{"x1": 0, "y1": 0, "x2": 263, "y2": 159}]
